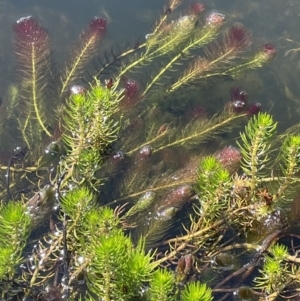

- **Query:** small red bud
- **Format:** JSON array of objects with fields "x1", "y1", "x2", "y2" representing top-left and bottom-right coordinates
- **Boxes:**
[
  {"x1": 215, "y1": 146, "x2": 242, "y2": 174},
  {"x1": 230, "y1": 87, "x2": 248, "y2": 104},
  {"x1": 247, "y1": 102, "x2": 261, "y2": 116},
  {"x1": 81, "y1": 17, "x2": 107, "y2": 41},
  {"x1": 70, "y1": 85, "x2": 85, "y2": 95},
  {"x1": 227, "y1": 87, "x2": 248, "y2": 113},
  {"x1": 164, "y1": 8, "x2": 172, "y2": 15},
  {"x1": 133, "y1": 145, "x2": 152, "y2": 170},
  {"x1": 205, "y1": 12, "x2": 225, "y2": 28},
  {"x1": 162, "y1": 185, "x2": 194, "y2": 209},
  {"x1": 231, "y1": 100, "x2": 246, "y2": 113},
  {"x1": 125, "y1": 79, "x2": 139, "y2": 98},
  {"x1": 112, "y1": 150, "x2": 125, "y2": 162},
  {"x1": 176, "y1": 257, "x2": 186, "y2": 274},
  {"x1": 13, "y1": 16, "x2": 49, "y2": 45},
  {"x1": 189, "y1": 3, "x2": 205, "y2": 16},
  {"x1": 105, "y1": 78, "x2": 114, "y2": 89},
  {"x1": 106, "y1": 150, "x2": 126, "y2": 175},
  {"x1": 183, "y1": 254, "x2": 194, "y2": 274},
  {"x1": 120, "y1": 79, "x2": 141, "y2": 109},
  {"x1": 138, "y1": 145, "x2": 152, "y2": 161},
  {"x1": 263, "y1": 43, "x2": 276, "y2": 60},
  {"x1": 225, "y1": 24, "x2": 251, "y2": 51},
  {"x1": 157, "y1": 123, "x2": 170, "y2": 135}
]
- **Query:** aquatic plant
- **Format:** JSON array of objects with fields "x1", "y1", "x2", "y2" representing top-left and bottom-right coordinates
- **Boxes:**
[{"x1": 1, "y1": 0, "x2": 300, "y2": 300}]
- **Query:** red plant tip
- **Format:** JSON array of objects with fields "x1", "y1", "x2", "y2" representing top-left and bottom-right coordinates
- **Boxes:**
[
  {"x1": 138, "y1": 145, "x2": 152, "y2": 161},
  {"x1": 124, "y1": 79, "x2": 140, "y2": 98},
  {"x1": 226, "y1": 24, "x2": 251, "y2": 51},
  {"x1": 176, "y1": 254, "x2": 194, "y2": 276},
  {"x1": 106, "y1": 149, "x2": 126, "y2": 174},
  {"x1": 176, "y1": 256, "x2": 186, "y2": 273},
  {"x1": 263, "y1": 43, "x2": 276, "y2": 60},
  {"x1": 70, "y1": 85, "x2": 85, "y2": 95},
  {"x1": 226, "y1": 87, "x2": 248, "y2": 113},
  {"x1": 157, "y1": 123, "x2": 170, "y2": 135},
  {"x1": 164, "y1": 7, "x2": 172, "y2": 15},
  {"x1": 230, "y1": 87, "x2": 248, "y2": 104},
  {"x1": 163, "y1": 185, "x2": 194, "y2": 208},
  {"x1": 81, "y1": 17, "x2": 107, "y2": 40},
  {"x1": 13, "y1": 16, "x2": 48, "y2": 44},
  {"x1": 215, "y1": 146, "x2": 242, "y2": 174},
  {"x1": 120, "y1": 79, "x2": 141, "y2": 109},
  {"x1": 89, "y1": 16, "x2": 107, "y2": 35},
  {"x1": 189, "y1": 3, "x2": 205, "y2": 16},
  {"x1": 247, "y1": 102, "x2": 261, "y2": 116},
  {"x1": 109, "y1": 150, "x2": 126, "y2": 166},
  {"x1": 105, "y1": 78, "x2": 114, "y2": 89},
  {"x1": 231, "y1": 100, "x2": 246, "y2": 113},
  {"x1": 205, "y1": 12, "x2": 225, "y2": 28}
]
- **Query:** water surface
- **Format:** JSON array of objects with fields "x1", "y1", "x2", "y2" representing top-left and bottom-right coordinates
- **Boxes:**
[{"x1": 0, "y1": 0, "x2": 299, "y2": 145}]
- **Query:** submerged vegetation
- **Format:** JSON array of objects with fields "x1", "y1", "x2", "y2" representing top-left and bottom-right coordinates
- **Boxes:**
[{"x1": 0, "y1": 0, "x2": 300, "y2": 300}]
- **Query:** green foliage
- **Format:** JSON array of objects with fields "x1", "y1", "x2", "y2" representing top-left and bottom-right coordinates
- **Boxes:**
[
  {"x1": 5, "y1": 102, "x2": 300, "y2": 301},
  {"x1": 0, "y1": 246, "x2": 18, "y2": 279},
  {"x1": 154, "y1": 111, "x2": 248, "y2": 152},
  {"x1": 83, "y1": 206, "x2": 120, "y2": 235},
  {"x1": 124, "y1": 191, "x2": 156, "y2": 218},
  {"x1": 223, "y1": 46, "x2": 276, "y2": 79},
  {"x1": 142, "y1": 14, "x2": 224, "y2": 96},
  {"x1": 195, "y1": 156, "x2": 231, "y2": 224},
  {"x1": 148, "y1": 269, "x2": 177, "y2": 301},
  {"x1": 1, "y1": 1, "x2": 299, "y2": 301},
  {"x1": 61, "y1": 186, "x2": 95, "y2": 221},
  {"x1": 87, "y1": 230, "x2": 156, "y2": 301},
  {"x1": 0, "y1": 201, "x2": 31, "y2": 242},
  {"x1": 180, "y1": 282, "x2": 213, "y2": 301},
  {"x1": 254, "y1": 244, "x2": 289, "y2": 294},
  {"x1": 61, "y1": 81, "x2": 123, "y2": 188},
  {"x1": 275, "y1": 134, "x2": 300, "y2": 200},
  {"x1": 237, "y1": 112, "x2": 277, "y2": 191},
  {"x1": 270, "y1": 243, "x2": 288, "y2": 260},
  {"x1": 0, "y1": 201, "x2": 31, "y2": 279},
  {"x1": 63, "y1": 82, "x2": 122, "y2": 152},
  {"x1": 196, "y1": 156, "x2": 230, "y2": 195}
]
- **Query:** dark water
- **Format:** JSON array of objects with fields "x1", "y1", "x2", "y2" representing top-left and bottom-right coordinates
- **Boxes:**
[
  {"x1": 0, "y1": 1, "x2": 299, "y2": 298},
  {"x1": 0, "y1": 0, "x2": 299, "y2": 135}
]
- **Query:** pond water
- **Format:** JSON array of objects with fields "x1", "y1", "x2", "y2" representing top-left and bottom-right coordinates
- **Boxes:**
[
  {"x1": 0, "y1": 0, "x2": 299, "y2": 210},
  {"x1": 0, "y1": 0, "x2": 299, "y2": 133},
  {"x1": 1, "y1": 1, "x2": 300, "y2": 300}
]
